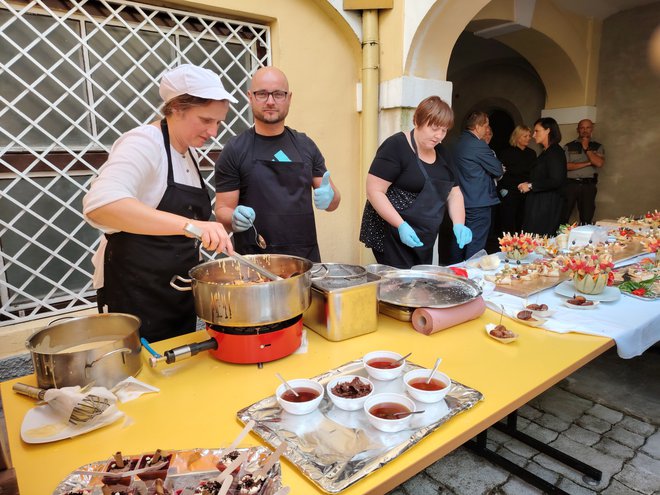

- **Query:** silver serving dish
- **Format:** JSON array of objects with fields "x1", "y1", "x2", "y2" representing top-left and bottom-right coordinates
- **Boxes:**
[
  {"x1": 237, "y1": 360, "x2": 483, "y2": 493},
  {"x1": 378, "y1": 270, "x2": 482, "y2": 308}
]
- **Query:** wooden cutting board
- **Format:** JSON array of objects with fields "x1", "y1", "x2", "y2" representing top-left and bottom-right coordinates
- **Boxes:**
[
  {"x1": 493, "y1": 273, "x2": 570, "y2": 298},
  {"x1": 611, "y1": 241, "x2": 648, "y2": 265}
]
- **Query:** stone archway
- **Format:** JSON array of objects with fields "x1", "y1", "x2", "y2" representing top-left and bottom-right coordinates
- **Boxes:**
[{"x1": 405, "y1": 0, "x2": 588, "y2": 110}]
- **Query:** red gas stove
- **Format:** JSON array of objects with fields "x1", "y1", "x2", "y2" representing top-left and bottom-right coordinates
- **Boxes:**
[{"x1": 148, "y1": 315, "x2": 304, "y2": 368}]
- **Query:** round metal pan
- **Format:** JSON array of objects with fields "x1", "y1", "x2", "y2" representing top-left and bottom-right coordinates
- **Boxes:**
[{"x1": 378, "y1": 269, "x2": 482, "y2": 309}]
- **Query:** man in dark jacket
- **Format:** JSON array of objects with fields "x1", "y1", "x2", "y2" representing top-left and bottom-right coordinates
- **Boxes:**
[{"x1": 448, "y1": 111, "x2": 503, "y2": 263}]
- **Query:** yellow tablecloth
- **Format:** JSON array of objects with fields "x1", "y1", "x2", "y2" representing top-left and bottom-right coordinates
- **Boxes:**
[{"x1": 0, "y1": 310, "x2": 612, "y2": 495}]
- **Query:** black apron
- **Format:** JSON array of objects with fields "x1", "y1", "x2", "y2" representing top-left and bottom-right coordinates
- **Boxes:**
[
  {"x1": 380, "y1": 130, "x2": 454, "y2": 269},
  {"x1": 101, "y1": 120, "x2": 212, "y2": 342},
  {"x1": 232, "y1": 128, "x2": 321, "y2": 262}
]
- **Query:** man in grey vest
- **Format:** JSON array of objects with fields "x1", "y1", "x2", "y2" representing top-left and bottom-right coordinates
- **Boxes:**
[{"x1": 561, "y1": 119, "x2": 605, "y2": 225}]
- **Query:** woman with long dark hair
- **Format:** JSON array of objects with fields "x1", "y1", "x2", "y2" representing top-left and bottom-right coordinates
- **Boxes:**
[{"x1": 518, "y1": 117, "x2": 567, "y2": 236}]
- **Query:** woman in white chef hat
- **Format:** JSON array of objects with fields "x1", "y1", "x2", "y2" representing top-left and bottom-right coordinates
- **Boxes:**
[{"x1": 84, "y1": 64, "x2": 237, "y2": 342}]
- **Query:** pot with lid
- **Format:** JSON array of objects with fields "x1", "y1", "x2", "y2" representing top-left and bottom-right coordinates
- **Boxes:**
[{"x1": 26, "y1": 313, "x2": 142, "y2": 389}]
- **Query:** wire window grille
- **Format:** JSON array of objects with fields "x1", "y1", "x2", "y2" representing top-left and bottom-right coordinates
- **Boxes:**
[{"x1": 0, "y1": 0, "x2": 270, "y2": 325}]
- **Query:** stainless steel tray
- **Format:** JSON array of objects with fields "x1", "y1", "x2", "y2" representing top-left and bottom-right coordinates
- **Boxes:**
[
  {"x1": 378, "y1": 270, "x2": 482, "y2": 308},
  {"x1": 237, "y1": 360, "x2": 483, "y2": 493},
  {"x1": 52, "y1": 446, "x2": 282, "y2": 495}
]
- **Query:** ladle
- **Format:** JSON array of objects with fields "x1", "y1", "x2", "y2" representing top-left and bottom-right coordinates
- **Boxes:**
[
  {"x1": 426, "y1": 357, "x2": 443, "y2": 384},
  {"x1": 183, "y1": 223, "x2": 282, "y2": 281},
  {"x1": 275, "y1": 373, "x2": 299, "y2": 397}
]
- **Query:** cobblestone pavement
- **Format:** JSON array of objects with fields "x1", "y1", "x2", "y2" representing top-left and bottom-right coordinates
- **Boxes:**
[{"x1": 387, "y1": 385, "x2": 660, "y2": 495}]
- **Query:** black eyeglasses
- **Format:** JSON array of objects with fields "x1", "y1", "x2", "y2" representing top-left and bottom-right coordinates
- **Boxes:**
[{"x1": 251, "y1": 90, "x2": 288, "y2": 102}]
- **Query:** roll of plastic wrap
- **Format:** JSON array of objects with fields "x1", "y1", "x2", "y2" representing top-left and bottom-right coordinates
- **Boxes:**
[{"x1": 411, "y1": 297, "x2": 486, "y2": 335}]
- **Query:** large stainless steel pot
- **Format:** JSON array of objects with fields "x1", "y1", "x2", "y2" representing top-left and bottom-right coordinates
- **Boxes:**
[
  {"x1": 170, "y1": 254, "x2": 314, "y2": 326},
  {"x1": 26, "y1": 313, "x2": 142, "y2": 389}
]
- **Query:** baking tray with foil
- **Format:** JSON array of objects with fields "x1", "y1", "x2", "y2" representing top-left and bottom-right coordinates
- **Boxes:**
[
  {"x1": 237, "y1": 359, "x2": 484, "y2": 493},
  {"x1": 52, "y1": 446, "x2": 282, "y2": 495},
  {"x1": 378, "y1": 270, "x2": 482, "y2": 308}
]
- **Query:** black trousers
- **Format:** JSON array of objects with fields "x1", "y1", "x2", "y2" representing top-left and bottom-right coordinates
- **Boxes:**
[{"x1": 562, "y1": 180, "x2": 597, "y2": 225}]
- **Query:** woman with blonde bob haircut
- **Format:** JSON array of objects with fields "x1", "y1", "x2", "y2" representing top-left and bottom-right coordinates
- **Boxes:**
[
  {"x1": 360, "y1": 96, "x2": 471, "y2": 268},
  {"x1": 496, "y1": 124, "x2": 537, "y2": 234}
]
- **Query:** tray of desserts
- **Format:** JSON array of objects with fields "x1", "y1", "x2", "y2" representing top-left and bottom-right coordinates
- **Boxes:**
[
  {"x1": 52, "y1": 446, "x2": 284, "y2": 495},
  {"x1": 237, "y1": 358, "x2": 483, "y2": 493}
]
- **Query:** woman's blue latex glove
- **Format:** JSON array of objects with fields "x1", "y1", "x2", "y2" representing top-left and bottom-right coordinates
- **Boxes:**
[
  {"x1": 232, "y1": 205, "x2": 256, "y2": 232},
  {"x1": 313, "y1": 171, "x2": 335, "y2": 210},
  {"x1": 398, "y1": 221, "x2": 423, "y2": 248},
  {"x1": 453, "y1": 223, "x2": 473, "y2": 249}
]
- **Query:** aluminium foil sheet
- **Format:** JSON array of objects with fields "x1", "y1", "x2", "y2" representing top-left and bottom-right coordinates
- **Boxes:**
[
  {"x1": 52, "y1": 446, "x2": 282, "y2": 495},
  {"x1": 237, "y1": 360, "x2": 483, "y2": 493}
]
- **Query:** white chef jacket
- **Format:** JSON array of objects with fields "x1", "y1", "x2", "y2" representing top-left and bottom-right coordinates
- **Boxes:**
[{"x1": 83, "y1": 124, "x2": 204, "y2": 288}]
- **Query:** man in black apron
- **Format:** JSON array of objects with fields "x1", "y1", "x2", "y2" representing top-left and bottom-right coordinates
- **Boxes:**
[{"x1": 214, "y1": 67, "x2": 340, "y2": 263}]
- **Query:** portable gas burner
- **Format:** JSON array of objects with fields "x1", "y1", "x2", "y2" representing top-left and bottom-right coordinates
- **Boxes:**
[{"x1": 148, "y1": 315, "x2": 304, "y2": 368}]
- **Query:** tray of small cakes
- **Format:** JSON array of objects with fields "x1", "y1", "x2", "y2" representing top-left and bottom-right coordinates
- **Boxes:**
[
  {"x1": 52, "y1": 443, "x2": 286, "y2": 495},
  {"x1": 237, "y1": 354, "x2": 483, "y2": 493}
]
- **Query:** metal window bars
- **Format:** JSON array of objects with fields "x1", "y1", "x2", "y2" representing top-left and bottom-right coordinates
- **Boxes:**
[{"x1": 0, "y1": 0, "x2": 271, "y2": 324}]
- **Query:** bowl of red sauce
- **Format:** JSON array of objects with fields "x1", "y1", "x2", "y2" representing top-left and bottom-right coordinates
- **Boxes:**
[
  {"x1": 364, "y1": 392, "x2": 416, "y2": 432},
  {"x1": 363, "y1": 350, "x2": 406, "y2": 381},
  {"x1": 276, "y1": 378, "x2": 324, "y2": 415},
  {"x1": 403, "y1": 368, "x2": 451, "y2": 403}
]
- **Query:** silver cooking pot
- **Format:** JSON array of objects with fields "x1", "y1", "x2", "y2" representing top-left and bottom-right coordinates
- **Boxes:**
[
  {"x1": 170, "y1": 254, "x2": 314, "y2": 326},
  {"x1": 26, "y1": 313, "x2": 142, "y2": 389}
]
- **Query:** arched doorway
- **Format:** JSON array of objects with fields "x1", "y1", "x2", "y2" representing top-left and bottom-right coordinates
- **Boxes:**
[{"x1": 488, "y1": 108, "x2": 514, "y2": 154}]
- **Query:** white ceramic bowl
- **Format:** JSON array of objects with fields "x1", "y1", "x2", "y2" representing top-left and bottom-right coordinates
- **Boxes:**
[
  {"x1": 363, "y1": 350, "x2": 405, "y2": 381},
  {"x1": 326, "y1": 375, "x2": 375, "y2": 411},
  {"x1": 276, "y1": 378, "x2": 324, "y2": 415},
  {"x1": 364, "y1": 393, "x2": 416, "y2": 432},
  {"x1": 403, "y1": 369, "x2": 451, "y2": 403}
]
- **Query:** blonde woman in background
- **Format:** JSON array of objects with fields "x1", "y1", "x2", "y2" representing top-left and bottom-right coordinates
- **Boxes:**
[{"x1": 496, "y1": 125, "x2": 537, "y2": 234}]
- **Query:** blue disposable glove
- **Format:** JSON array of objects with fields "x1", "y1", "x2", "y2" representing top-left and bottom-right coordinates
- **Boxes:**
[
  {"x1": 453, "y1": 223, "x2": 473, "y2": 249},
  {"x1": 313, "y1": 171, "x2": 335, "y2": 210},
  {"x1": 232, "y1": 205, "x2": 256, "y2": 232},
  {"x1": 397, "y1": 221, "x2": 423, "y2": 248}
]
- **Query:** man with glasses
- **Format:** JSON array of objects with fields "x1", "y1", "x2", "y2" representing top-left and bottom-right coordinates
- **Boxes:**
[{"x1": 214, "y1": 66, "x2": 340, "y2": 262}]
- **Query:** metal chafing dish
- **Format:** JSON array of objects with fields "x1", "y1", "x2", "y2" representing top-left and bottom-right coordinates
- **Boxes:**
[
  {"x1": 377, "y1": 270, "x2": 482, "y2": 320},
  {"x1": 303, "y1": 263, "x2": 381, "y2": 342}
]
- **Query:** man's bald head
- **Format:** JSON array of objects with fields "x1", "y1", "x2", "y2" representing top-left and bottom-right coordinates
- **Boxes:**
[{"x1": 250, "y1": 66, "x2": 289, "y2": 92}]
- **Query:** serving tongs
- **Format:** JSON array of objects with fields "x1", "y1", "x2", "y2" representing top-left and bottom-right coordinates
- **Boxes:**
[{"x1": 183, "y1": 223, "x2": 282, "y2": 281}]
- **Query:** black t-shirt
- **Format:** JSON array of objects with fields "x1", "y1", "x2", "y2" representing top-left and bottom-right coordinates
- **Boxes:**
[
  {"x1": 215, "y1": 127, "x2": 326, "y2": 194},
  {"x1": 497, "y1": 145, "x2": 537, "y2": 189},
  {"x1": 368, "y1": 132, "x2": 458, "y2": 192}
]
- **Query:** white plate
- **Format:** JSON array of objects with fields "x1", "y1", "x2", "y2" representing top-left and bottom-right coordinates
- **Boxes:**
[
  {"x1": 521, "y1": 301, "x2": 556, "y2": 318},
  {"x1": 21, "y1": 404, "x2": 124, "y2": 444},
  {"x1": 485, "y1": 323, "x2": 518, "y2": 343},
  {"x1": 564, "y1": 299, "x2": 600, "y2": 310},
  {"x1": 554, "y1": 280, "x2": 621, "y2": 302}
]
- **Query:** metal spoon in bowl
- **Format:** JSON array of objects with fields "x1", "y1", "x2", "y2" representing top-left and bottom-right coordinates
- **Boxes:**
[
  {"x1": 426, "y1": 357, "x2": 443, "y2": 384},
  {"x1": 392, "y1": 410, "x2": 426, "y2": 417},
  {"x1": 395, "y1": 352, "x2": 412, "y2": 365},
  {"x1": 276, "y1": 373, "x2": 299, "y2": 397}
]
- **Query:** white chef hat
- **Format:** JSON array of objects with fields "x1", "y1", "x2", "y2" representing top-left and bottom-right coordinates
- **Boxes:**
[{"x1": 159, "y1": 64, "x2": 238, "y2": 104}]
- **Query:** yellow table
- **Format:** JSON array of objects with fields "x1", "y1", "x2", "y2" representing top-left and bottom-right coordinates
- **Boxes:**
[{"x1": 1, "y1": 310, "x2": 613, "y2": 494}]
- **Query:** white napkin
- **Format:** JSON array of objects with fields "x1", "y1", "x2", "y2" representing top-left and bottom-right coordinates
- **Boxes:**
[
  {"x1": 294, "y1": 329, "x2": 309, "y2": 354},
  {"x1": 111, "y1": 376, "x2": 160, "y2": 403},
  {"x1": 43, "y1": 385, "x2": 119, "y2": 424}
]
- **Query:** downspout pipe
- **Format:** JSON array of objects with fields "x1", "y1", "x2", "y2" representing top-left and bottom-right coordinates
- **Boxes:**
[{"x1": 360, "y1": 9, "x2": 379, "y2": 264}]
